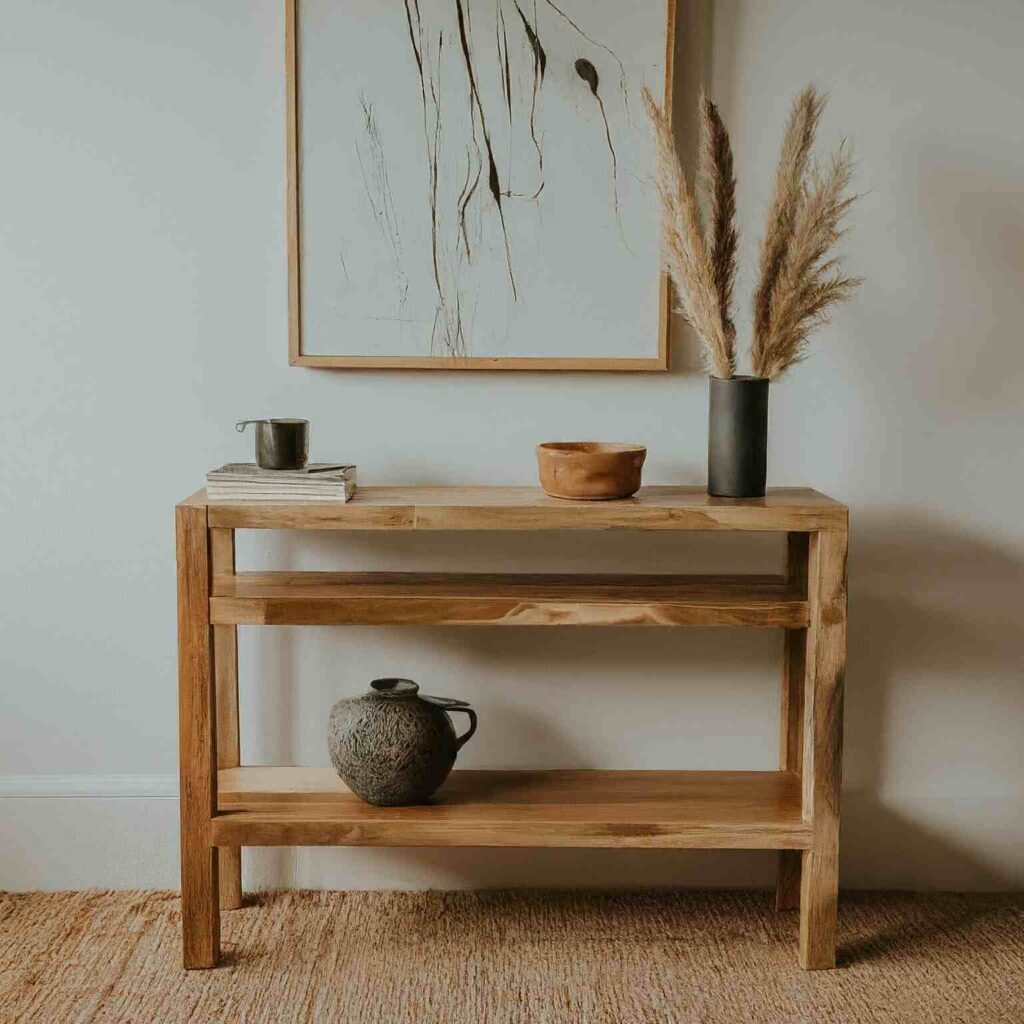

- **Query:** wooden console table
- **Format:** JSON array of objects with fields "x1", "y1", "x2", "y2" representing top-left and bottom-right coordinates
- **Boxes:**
[{"x1": 175, "y1": 486, "x2": 848, "y2": 970}]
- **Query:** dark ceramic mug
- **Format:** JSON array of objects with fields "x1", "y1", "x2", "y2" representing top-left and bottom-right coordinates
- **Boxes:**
[{"x1": 236, "y1": 418, "x2": 309, "y2": 470}]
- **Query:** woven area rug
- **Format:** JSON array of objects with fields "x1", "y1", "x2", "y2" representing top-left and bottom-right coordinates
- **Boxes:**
[{"x1": 1, "y1": 890, "x2": 1022, "y2": 1023}]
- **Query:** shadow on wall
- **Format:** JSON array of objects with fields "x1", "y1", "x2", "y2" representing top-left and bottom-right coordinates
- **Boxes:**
[
  {"x1": 240, "y1": 511, "x2": 1023, "y2": 893},
  {"x1": 905, "y1": 151, "x2": 1024, "y2": 415},
  {"x1": 843, "y1": 512, "x2": 1024, "y2": 890}
]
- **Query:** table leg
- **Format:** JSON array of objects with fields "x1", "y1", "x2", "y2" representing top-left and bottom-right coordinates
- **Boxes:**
[
  {"x1": 176, "y1": 504, "x2": 220, "y2": 969},
  {"x1": 798, "y1": 528, "x2": 847, "y2": 970},
  {"x1": 777, "y1": 533, "x2": 808, "y2": 910},
  {"x1": 211, "y1": 528, "x2": 243, "y2": 911}
]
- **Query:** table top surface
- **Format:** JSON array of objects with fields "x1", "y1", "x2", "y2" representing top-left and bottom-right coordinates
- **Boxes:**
[{"x1": 180, "y1": 486, "x2": 846, "y2": 532}]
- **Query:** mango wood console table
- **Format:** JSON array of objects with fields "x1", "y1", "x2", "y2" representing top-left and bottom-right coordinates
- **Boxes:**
[{"x1": 175, "y1": 486, "x2": 848, "y2": 970}]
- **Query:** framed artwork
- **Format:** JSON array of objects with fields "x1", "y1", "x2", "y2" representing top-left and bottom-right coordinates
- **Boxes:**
[{"x1": 287, "y1": 0, "x2": 676, "y2": 369}]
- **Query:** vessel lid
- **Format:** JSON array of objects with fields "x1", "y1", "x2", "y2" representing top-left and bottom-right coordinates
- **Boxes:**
[{"x1": 369, "y1": 678, "x2": 419, "y2": 698}]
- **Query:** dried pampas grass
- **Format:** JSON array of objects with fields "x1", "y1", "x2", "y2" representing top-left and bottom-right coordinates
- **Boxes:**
[
  {"x1": 644, "y1": 82, "x2": 860, "y2": 380},
  {"x1": 699, "y1": 93, "x2": 739, "y2": 354},
  {"x1": 643, "y1": 87, "x2": 734, "y2": 379},
  {"x1": 755, "y1": 144, "x2": 862, "y2": 378},
  {"x1": 750, "y1": 86, "x2": 825, "y2": 368}
]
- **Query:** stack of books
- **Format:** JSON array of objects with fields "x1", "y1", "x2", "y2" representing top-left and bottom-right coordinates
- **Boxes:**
[{"x1": 206, "y1": 464, "x2": 357, "y2": 503}]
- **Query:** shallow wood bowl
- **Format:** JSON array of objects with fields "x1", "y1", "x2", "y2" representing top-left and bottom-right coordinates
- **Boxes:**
[{"x1": 536, "y1": 442, "x2": 647, "y2": 501}]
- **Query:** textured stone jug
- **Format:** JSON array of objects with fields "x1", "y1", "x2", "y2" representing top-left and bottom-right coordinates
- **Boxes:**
[{"x1": 327, "y1": 678, "x2": 477, "y2": 806}]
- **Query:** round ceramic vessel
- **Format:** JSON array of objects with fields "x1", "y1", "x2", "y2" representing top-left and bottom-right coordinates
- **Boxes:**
[
  {"x1": 327, "y1": 679, "x2": 477, "y2": 806},
  {"x1": 536, "y1": 442, "x2": 646, "y2": 500}
]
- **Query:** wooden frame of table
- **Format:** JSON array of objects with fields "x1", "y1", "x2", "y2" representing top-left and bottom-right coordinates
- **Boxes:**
[{"x1": 176, "y1": 486, "x2": 848, "y2": 970}]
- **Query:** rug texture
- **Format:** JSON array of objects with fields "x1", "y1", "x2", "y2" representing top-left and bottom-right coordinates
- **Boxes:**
[{"x1": 1, "y1": 889, "x2": 1021, "y2": 1024}]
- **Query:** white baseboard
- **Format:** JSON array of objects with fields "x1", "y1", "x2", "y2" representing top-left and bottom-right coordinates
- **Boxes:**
[{"x1": 0, "y1": 784, "x2": 183, "y2": 891}]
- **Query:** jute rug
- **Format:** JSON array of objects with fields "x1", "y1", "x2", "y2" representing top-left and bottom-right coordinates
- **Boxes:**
[{"x1": 1, "y1": 890, "x2": 1021, "y2": 1023}]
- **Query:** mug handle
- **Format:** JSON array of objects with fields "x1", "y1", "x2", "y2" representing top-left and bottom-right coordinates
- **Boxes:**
[{"x1": 235, "y1": 419, "x2": 266, "y2": 433}]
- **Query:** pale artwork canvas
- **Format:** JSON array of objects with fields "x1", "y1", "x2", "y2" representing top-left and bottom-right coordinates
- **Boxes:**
[{"x1": 293, "y1": 0, "x2": 673, "y2": 367}]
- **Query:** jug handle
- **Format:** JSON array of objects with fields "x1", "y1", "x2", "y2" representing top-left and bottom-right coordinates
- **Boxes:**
[
  {"x1": 449, "y1": 706, "x2": 477, "y2": 750},
  {"x1": 423, "y1": 695, "x2": 477, "y2": 750}
]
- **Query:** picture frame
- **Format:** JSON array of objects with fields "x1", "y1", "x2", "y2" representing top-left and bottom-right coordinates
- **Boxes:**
[{"x1": 287, "y1": 0, "x2": 676, "y2": 370}]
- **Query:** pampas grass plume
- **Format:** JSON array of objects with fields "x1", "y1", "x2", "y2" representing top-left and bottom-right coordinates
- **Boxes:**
[
  {"x1": 643, "y1": 87, "x2": 735, "y2": 378},
  {"x1": 645, "y1": 82, "x2": 860, "y2": 380}
]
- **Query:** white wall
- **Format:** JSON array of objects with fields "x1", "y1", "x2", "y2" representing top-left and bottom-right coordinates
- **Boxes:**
[{"x1": 1, "y1": 0, "x2": 1021, "y2": 891}]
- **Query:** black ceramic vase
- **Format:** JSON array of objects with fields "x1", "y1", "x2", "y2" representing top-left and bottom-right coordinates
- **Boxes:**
[
  {"x1": 707, "y1": 375, "x2": 770, "y2": 498},
  {"x1": 327, "y1": 678, "x2": 477, "y2": 806}
]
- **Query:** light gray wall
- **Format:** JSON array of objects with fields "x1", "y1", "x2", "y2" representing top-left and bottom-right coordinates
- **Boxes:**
[{"x1": 1, "y1": 0, "x2": 1021, "y2": 891}]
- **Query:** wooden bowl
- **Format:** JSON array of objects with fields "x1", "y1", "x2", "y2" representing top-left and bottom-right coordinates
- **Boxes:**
[{"x1": 536, "y1": 442, "x2": 647, "y2": 501}]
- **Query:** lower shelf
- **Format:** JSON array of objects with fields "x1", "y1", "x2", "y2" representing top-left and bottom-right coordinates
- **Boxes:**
[{"x1": 213, "y1": 767, "x2": 810, "y2": 850}]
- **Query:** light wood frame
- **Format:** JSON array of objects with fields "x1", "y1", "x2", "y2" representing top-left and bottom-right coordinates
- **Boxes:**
[
  {"x1": 177, "y1": 485, "x2": 848, "y2": 970},
  {"x1": 286, "y1": 0, "x2": 676, "y2": 371}
]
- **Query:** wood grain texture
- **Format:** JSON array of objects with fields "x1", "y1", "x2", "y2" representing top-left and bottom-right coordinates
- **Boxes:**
[
  {"x1": 777, "y1": 532, "x2": 809, "y2": 910},
  {"x1": 214, "y1": 768, "x2": 810, "y2": 850},
  {"x1": 285, "y1": 1, "x2": 673, "y2": 371},
  {"x1": 201, "y1": 486, "x2": 846, "y2": 532},
  {"x1": 210, "y1": 529, "x2": 242, "y2": 912},
  {"x1": 776, "y1": 848, "x2": 803, "y2": 914},
  {"x1": 209, "y1": 572, "x2": 807, "y2": 628},
  {"x1": 175, "y1": 503, "x2": 220, "y2": 968},
  {"x1": 799, "y1": 528, "x2": 848, "y2": 969}
]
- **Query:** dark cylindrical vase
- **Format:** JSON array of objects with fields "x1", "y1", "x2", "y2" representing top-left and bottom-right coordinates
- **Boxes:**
[{"x1": 707, "y1": 375, "x2": 770, "y2": 498}]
